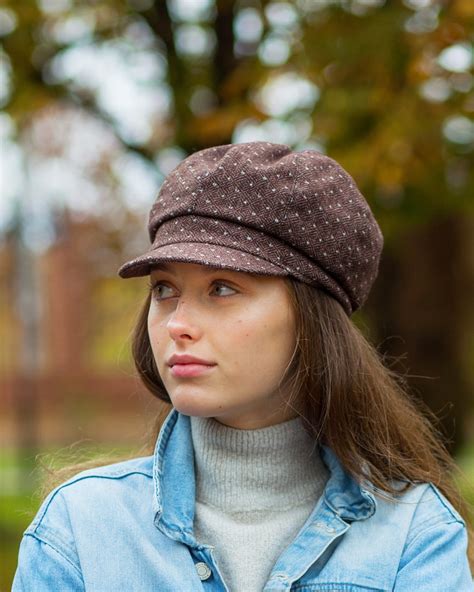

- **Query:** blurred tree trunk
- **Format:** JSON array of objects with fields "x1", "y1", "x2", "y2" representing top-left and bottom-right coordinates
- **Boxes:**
[
  {"x1": 11, "y1": 169, "x2": 41, "y2": 490},
  {"x1": 145, "y1": 0, "x2": 237, "y2": 152},
  {"x1": 368, "y1": 213, "x2": 473, "y2": 455}
]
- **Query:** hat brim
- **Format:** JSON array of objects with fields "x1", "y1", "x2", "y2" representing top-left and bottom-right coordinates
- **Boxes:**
[{"x1": 118, "y1": 242, "x2": 290, "y2": 279}]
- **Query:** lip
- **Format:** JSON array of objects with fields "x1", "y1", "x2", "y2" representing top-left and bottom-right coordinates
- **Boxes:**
[
  {"x1": 170, "y1": 364, "x2": 216, "y2": 378},
  {"x1": 167, "y1": 354, "x2": 216, "y2": 378},
  {"x1": 167, "y1": 354, "x2": 215, "y2": 366}
]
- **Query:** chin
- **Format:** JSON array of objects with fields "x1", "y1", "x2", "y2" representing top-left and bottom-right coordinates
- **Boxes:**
[{"x1": 169, "y1": 392, "x2": 222, "y2": 419}]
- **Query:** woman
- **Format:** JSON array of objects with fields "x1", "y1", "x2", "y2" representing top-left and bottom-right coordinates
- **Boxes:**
[{"x1": 13, "y1": 142, "x2": 473, "y2": 591}]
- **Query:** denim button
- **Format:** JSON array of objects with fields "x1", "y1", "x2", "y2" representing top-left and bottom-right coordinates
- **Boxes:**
[
  {"x1": 314, "y1": 521, "x2": 336, "y2": 533},
  {"x1": 195, "y1": 562, "x2": 212, "y2": 580}
]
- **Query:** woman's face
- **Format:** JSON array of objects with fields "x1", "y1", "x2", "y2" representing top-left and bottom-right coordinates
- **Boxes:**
[{"x1": 147, "y1": 261, "x2": 298, "y2": 429}]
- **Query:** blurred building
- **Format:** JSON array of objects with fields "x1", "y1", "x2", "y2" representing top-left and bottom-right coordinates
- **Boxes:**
[{"x1": 0, "y1": 211, "x2": 161, "y2": 450}]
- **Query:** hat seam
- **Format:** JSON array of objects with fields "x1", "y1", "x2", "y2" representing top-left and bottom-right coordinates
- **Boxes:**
[
  {"x1": 146, "y1": 238, "x2": 292, "y2": 275},
  {"x1": 152, "y1": 214, "x2": 316, "y2": 275},
  {"x1": 117, "y1": 240, "x2": 286, "y2": 276}
]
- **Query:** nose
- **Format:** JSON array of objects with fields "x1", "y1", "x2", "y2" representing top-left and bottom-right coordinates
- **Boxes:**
[{"x1": 166, "y1": 299, "x2": 201, "y2": 342}]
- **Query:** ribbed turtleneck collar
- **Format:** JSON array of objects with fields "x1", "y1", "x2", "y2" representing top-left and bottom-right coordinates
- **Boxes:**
[{"x1": 189, "y1": 415, "x2": 330, "y2": 513}]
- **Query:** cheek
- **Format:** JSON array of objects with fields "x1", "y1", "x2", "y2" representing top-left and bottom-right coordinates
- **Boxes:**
[
  {"x1": 230, "y1": 311, "x2": 295, "y2": 373},
  {"x1": 147, "y1": 313, "x2": 166, "y2": 358}
]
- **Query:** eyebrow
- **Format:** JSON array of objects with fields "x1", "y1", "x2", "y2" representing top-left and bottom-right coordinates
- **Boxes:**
[{"x1": 151, "y1": 263, "x2": 228, "y2": 275}]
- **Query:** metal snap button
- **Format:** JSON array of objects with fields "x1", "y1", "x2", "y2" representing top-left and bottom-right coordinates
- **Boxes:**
[{"x1": 195, "y1": 561, "x2": 212, "y2": 581}]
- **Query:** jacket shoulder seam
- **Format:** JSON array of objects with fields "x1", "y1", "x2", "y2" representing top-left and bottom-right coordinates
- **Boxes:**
[
  {"x1": 404, "y1": 514, "x2": 466, "y2": 556},
  {"x1": 427, "y1": 483, "x2": 466, "y2": 525},
  {"x1": 31, "y1": 469, "x2": 153, "y2": 531},
  {"x1": 23, "y1": 531, "x2": 84, "y2": 579}
]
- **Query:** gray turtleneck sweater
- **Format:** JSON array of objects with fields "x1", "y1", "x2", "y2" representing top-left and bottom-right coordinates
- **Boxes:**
[{"x1": 189, "y1": 415, "x2": 330, "y2": 592}]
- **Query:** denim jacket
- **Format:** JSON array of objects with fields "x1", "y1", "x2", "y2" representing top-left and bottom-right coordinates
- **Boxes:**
[{"x1": 13, "y1": 408, "x2": 473, "y2": 591}]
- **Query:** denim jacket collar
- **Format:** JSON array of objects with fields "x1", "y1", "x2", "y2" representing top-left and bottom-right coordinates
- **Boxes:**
[{"x1": 152, "y1": 408, "x2": 376, "y2": 547}]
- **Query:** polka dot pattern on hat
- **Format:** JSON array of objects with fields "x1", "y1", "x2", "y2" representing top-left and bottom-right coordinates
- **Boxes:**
[{"x1": 118, "y1": 141, "x2": 384, "y2": 316}]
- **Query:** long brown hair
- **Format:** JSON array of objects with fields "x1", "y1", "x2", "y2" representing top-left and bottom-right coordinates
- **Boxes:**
[
  {"x1": 41, "y1": 277, "x2": 474, "y2": 566},
  {"x1": 132, "y1": 279, "x2": 473, "y2": 565}
]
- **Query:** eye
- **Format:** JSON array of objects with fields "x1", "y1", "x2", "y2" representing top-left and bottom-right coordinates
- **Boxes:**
[
  {"x1": 149, "y1": 281, "x2": 175, "y2": 300},
  {"x1": 148, "y1": 280, "x2": 237, "y2": 300},
  {"x1": 211, "y1": 282, "x2": 237, "y2": 297}
]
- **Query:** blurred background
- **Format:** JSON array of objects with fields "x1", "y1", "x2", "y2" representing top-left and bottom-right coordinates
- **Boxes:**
[{"x1": 1, "y1": 0, "x2": 473, "y2": 588}]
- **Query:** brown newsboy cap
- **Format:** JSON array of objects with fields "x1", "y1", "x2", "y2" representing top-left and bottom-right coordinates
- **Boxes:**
[{"x1": 118, "y1": 141, "x2": 384, "y2": 316}]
